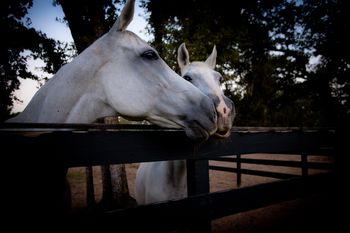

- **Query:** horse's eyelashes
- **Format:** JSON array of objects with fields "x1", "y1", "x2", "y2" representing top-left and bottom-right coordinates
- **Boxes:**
[
  {"x1": 183, "y1": 75, "x2": 192, "y2": 82},
  {"x1": 141, "y1": 50, "x2": 159, "y2": 60}
]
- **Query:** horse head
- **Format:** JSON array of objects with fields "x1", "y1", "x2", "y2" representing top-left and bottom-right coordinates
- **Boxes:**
[
  {"x1": 9, "y1": 0, "x2": 218, "y2": 141},
  {"x1": 177, "y1": 43, "x2": 235, "y2": 138}
]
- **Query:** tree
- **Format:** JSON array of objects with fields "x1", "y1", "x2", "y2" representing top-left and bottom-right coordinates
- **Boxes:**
[
  {"x1": 55, "y1": 0, "x2": 121, "y2": 53},
  {"x1": 0, "y1": 0, "x2": 68, "y2": 122},
  {"x1": 143, "y1": 0, "x2": 349, "y2": 127},
  {"x1": 301, "y1": 0, "x2": 350, "y2": 125}
]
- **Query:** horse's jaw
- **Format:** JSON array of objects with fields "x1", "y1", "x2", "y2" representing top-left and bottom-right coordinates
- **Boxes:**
[
  {"x1": 146, "y1": 114, "x2": 217, "y2": 142},
  {"x1": 146, "y1": 115, "x2": 183, "y2": 129},
  {"x1": 184, "y1": 125, "x2": 212, "y2": 142}
]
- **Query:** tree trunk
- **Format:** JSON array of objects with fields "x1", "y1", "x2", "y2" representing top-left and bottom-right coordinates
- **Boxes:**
[
  {"x1": 99, "y1": 117, "x2": 137, "y2": 209},
  {"x1": 57, "y1": 0, "x2": 115, "y2": 53},
  {"x1": 110, "y1": 164, "x2": 134, "y2": 206}
]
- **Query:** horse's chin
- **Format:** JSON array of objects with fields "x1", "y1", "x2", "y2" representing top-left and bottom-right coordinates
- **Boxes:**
[{"x1": 185, "y1": 126, "x2": 211, "y2": 142}]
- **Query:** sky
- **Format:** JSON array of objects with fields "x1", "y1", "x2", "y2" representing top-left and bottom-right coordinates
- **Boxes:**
[{"x1": 13, "y1": 0, "x2": 149, "y2": 113}]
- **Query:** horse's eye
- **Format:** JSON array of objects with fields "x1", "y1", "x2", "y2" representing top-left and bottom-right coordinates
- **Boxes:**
[
  {"x1": 218, "y1": 76, "x2": 224, "y2": 83},
  {"x1": 183, "y1": 75, "x2": 192, "y2": 82},
  {"x1": 141, "y1": 50, "x2": 159, "y2": 60}
]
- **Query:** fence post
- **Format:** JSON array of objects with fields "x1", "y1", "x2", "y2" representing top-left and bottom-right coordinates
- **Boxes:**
[
  {"x1": 301, "y1": 153, "x2": 308, "y2": 177},
  {"x1": 236, "y1": 154, "x2": 242, "y2": 187},
  {"x1": 86, "y1": 166, "x2": 96, "y2": 207},
  {"x1": 187, "y1": 159, "x2": 211, "y2": 233}
]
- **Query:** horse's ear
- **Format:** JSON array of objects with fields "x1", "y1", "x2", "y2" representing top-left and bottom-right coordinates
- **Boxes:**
[
  {"x1": 111, "y1": 0, "x2": 135, "y2": 32},
  {"x1": 177, "y1": 43, "x2": 190, "y2": 74},
  {"x1": 205, "y1": 45, "x2": 217, "y2": 69}
]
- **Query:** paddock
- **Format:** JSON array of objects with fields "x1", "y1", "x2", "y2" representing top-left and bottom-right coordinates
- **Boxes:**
[{"x1": 0, "y1": 123, "x2": 345, "y2": 232}]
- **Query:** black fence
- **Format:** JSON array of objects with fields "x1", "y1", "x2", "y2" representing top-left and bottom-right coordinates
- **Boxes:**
[{"x1": 0, "y1": 124, "x2": 342, "y2": 232}]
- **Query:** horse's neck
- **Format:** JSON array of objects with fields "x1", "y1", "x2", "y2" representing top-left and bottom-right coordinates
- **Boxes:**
[
  {"x1": 163, "y1": 160, "x2": 187, "y2": 188},
  {"x1": 9, "y1": 35, "x2": 115, "y2": 123}
]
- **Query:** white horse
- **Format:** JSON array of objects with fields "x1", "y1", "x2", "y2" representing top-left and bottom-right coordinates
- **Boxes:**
[
  {"x1": 7, "y1": 0, "x2": 218, "y2": 141},
  {"x1": 135, "y1": 43, "x2": 235, "y2": 205}
]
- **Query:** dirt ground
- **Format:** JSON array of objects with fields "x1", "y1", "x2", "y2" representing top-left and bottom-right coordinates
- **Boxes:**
[{"x1": 67, "y1": 154, "x2": 337, "y2": 233}]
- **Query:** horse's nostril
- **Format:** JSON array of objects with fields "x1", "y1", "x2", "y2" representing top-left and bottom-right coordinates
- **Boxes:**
[{"x1": 223, "y1": 107, "x2": 227, "y2": 114}]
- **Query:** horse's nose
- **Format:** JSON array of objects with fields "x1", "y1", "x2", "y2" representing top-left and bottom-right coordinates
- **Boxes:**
[{"x1": 214, "y1": 95, "x2": 231, "y2": 119}]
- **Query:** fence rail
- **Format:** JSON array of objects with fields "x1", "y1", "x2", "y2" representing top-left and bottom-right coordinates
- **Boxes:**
[
  {"x1": 0, "y1": 123, "x2": 340, "y2": 232},
  {"x1": 209, "y1": 153, "x2": 335, "y2": 185},
  {"x1": 80, "y1": 172, "x2": 336, "y2": 232},
  {"x1": 1, "y1": 124, "x2": 336, "y2": 164}
]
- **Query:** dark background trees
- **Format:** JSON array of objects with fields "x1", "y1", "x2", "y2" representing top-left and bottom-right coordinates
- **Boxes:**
[
  {"x1": 0, "y1": 0, "x2": 68, "y2": 121},
  {"x1": 1, "y1": 0, "x2": 349, "y2": 127},
  {"x1": 55, "y1": 0, "x2": 121, "y2": 53},
  {"x1": 143, "y1": 0, "x2": 349, "y2": 127}
]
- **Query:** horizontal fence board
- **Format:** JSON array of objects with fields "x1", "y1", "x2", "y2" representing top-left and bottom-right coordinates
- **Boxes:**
[
  {"x1": 0, "y1": 123, "x2": 334, "y2": 132},
  {"x1": 209, "y1": 165, "x2": 300, "y2": 179},
  {"x1": 0, "y1": 124, "x2": 335, "y2": 167},
  {"x1": 0, "y1": 122, "x2": 163, "y2": 130},
  {"x1": 307, "y1": 161, "x2": 335, "y2": 170},
  {"x1": 199, "y1": 131, "x2": 335, "y2": 156},
  {"x1": 211, "y1": 158, "x2": 335, "y2": 170},
  {"x1": 1, "y1": 130, "x2": 195, "y2": 166},
  {"x1": 212, "y1": 157, "x2": 303, "y2": 167},
  {"x1": 68, "y1": 173, "x2": 336, "y2": 231}
]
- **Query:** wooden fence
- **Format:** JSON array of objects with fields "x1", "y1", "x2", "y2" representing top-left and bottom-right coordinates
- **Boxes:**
[{"x1": 0, "y1": 123, "x2": 342, "y2": 232}]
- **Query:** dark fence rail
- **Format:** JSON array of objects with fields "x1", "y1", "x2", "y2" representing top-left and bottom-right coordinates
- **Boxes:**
[
  {"x1": 209, "y1": 165, "x2": 300, "y2": 179},
  {"x1": 85, "y1": 173, "x2": 336, "y2": 232},
  {"x1": 0, "y1": 124, "x2": 336, "y2": 165},
  {"x1": 0, "y1": 123, "x2": 341, "y2": 232},
  {"x1": 209, "y1": 153, "x2": 335, "y2": 183}
]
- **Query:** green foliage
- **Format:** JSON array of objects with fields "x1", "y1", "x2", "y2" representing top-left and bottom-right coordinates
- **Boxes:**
[
  {"x1": 0, "y1": 0, "x2": 70, "y2": 121},
  {"x1": 143, "y1": 0, "x2": 349, "y2": 127}
]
